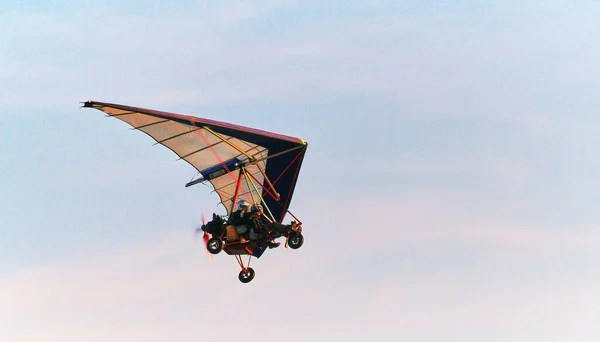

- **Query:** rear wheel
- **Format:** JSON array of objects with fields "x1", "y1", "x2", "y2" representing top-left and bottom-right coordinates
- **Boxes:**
[
  {"x1": 239, "y1": 267, "x2": 255, "y2": 283},
  {"x1": 207, "y1": 237, "x2": 223, "y2": 254},
  {"x1": 288, "y1": 233, "x2": 304, "y2": 249}
]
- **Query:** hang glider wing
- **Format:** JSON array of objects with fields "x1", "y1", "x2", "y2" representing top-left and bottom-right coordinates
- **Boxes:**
[{"x1": 82, "y1": 100, "x2": 307, "y2": 222}]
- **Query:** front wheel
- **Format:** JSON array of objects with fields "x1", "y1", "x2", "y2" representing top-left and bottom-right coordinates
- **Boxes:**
[
  {"x1": 239, "y1": 267, "x2": 255, "y2": 283},
  {"x1": 207, "y1": 237, "x2": 223, "y2": 254},
  {"x1": 288, "y1": 233, "x2": 304, "y2": 249}
]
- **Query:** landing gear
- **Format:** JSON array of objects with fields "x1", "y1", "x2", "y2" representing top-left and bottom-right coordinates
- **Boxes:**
[
  {"x1": 288, "y1": 232, "x2": 304, "y2": 249},
  {"x1": 206, "y1": 237, "x2": 223, "y2": 254},
  {"x1": 238, "y1": 267, "x2": 255, "y2": 283},
  {"x1": 235, "y1": 254, "x2": 255, "y2": 283}
]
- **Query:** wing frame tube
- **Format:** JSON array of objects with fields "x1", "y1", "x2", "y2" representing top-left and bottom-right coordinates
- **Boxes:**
[
  {"x1": 107, "y1": 111, "x2": 138, "y2": 117},
  {"x1": 242, "y1": 167, "x2": 275, "y2": 223},
  {"x1": 131, "y1": 118, "x2": 170, "y2": 131},
  {"x1": 230, "y1": 169, "x2": 244, "y2": 214},
  {"x1": 211, "y1": 169, "x2": 262, "y2": 194},
  {"x1": 176, "y1": 139, "x2": 228, "y2": 161},
  {"x1": 247, "y1": 145, "x2": 306, "y2": 166},
  {"x1": 185, "y1": 177, "x2": 205, "y2": 188},
  {"x1": 204, "y1": 126, "x2": 256, "y2": 161},
  {"x1": 192, "y1": 124, "x2": 253, "y2": 210},
  {"x1": 152, "y1": 128, "x2": 195, "y2": 146}
]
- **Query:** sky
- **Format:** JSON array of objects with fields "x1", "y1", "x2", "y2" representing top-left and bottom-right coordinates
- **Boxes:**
[{"x1": 1, "y1": 0, "x2": 600, "y2": 341}]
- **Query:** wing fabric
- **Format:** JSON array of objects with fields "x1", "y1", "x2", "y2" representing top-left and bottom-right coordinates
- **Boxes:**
[{"x1": 83, "y1": 101, "x2": 307, "y2": 221}]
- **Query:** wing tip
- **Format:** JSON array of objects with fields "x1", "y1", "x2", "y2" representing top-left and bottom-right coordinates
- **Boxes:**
[{"x1": 80, "y1": 100, "x2": 96, "y2": 108}]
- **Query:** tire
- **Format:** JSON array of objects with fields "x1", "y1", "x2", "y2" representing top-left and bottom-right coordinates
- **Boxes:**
[
  {"x1": 288, "y1": 233, "x2": 304, "y2": 249},
  {"x1": 207, "y1": 237, "x2": 223, "y2": 254},
  {"x1": 238, "y1": 267, "x2": 255, "y2": 283}
]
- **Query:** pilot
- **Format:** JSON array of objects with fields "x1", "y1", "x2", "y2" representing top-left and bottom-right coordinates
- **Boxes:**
[
  {"x1": 229, "y1": 200, "x2": 251, "y2": 239},
  {"x1": 247, "y1": 204, "x2": 300, "y2": 249},
  {"x1": 229, "y1": 200, "x2": 250, "y2": 225},
  {"x1": 244, "y1": 204, "x2": 266, "y2": 239}
]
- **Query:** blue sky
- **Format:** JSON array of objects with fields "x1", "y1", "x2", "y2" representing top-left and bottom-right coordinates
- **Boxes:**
[{"x1": 1, "y1": 1, "x2": 600, "y2": 341}]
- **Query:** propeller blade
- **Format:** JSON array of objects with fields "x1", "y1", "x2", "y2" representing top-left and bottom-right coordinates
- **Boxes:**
[
  {"x1": 203, "y1": 232, "x2": 214, "y2": 261},
  {"x1": 196, "y1": 211, "x2": 213, "y2": 261},
  {"x1": 194, "y1": 211, "x2": 208, "y2": 240}
]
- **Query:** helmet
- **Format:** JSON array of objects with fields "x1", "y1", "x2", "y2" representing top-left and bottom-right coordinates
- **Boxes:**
[
  {"x1": 251, "y1": 204, "x2": 263, "y2": 213},
  {"x1": 237, "y1": 200, "x2": 250, "y2": 210}
]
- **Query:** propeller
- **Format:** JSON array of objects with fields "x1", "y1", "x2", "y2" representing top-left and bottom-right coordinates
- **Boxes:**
[{"x1": 195, "y1": 212, "x2": 213, "y2": 261}]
